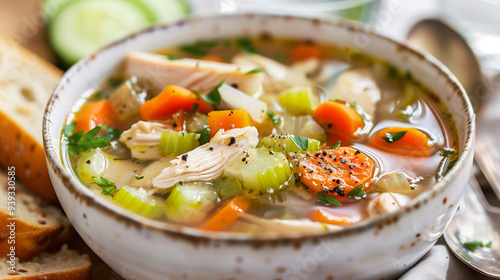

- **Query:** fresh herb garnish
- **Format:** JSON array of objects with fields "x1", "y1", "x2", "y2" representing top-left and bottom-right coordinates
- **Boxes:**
[
  {"x1": 463, "y1": 241, "x2": 492, "y2": 252},
  {"x1": 405, "y1": 71, "x2": 413, "y2": 81},
  {"x1": 195, "y1": 127, "x2": 210, "y2": 145},
  {"x1": 317, "y1": 192, "x2": 341, "y2": 206},
  {"x1": 109, "y1": 79, "x2": 123, "y2": 88},
  {"x1": 179, "y1": 40, "x2": 218, "y2": 57},
  {"x1": 192, "y1": 79, "x2": 225, "y2": 105},
  {"x1": 64, "y1": 124, "x2": 121, "y2": 155},
  {"x1": 135, "y1": 175, "x2": 144, "y2": 180},
  {"x1": 347, "y1": 184, "x2": 366, "y2": 198},
  {"x1": 440, "y1": 150, "x2": 458, "y2": 156},
  {"x1": 92, "y1": 176, "x2": 116, "y2": 197},
  {"x1": 305, "y1": 72, "x2": 311, "y2": 79},
  {"x1": 246, "y1": 68, "x2": 263, "y2": 74},
  {"x1": 89, "y1": 92, "x2": 106, "y2": 100},
  {"x1": 299, "y1": 181, "x2": 310, "y2": 190},
  {"x1": 291, "y1": 136, "x2": 309, "y2": 151},
  {"x1": 166, "y1": 54, "x2": 182, "y2": 60},
  {"x1": 328, "y1": 140, "x2": 341, "y2": 150},
  {"x1": 382, "y1": 131, "x2": 407, "y2": 143},
  {"x1": 191, "y1": 103, "x2": 199, "y2": 113},
  {"x1": 267, "y1": 110, "x2": 280, "y2": 124},
  {"x1": 329, "y1": 99, "x2": 365, "y2": 120},
  {"x1": 237, "y1": 38, "x2": 258, "y2": 54},
  {"x1": 410, "y1": 186, "x2": 416, "y2": 190}
]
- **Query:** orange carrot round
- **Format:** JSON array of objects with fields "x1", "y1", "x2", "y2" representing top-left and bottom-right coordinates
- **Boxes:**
[
  {"x1": 309, "y1": 208, "x2": 361, "y2": 226},
  {"x1": 207, "y1": 109, "x2": 252, "y2": 138},
  {"x1": 200, "y1": 196, "x2": 251, "y2": 231},
  {"x1": 74, "y1": 100, "x2": 119, "y2": 133},
  {"x1": 367, "y1": 127, "x2": 431, "y2": 157},
  {"x1": 298, "y1": 147, "x2": 374, "y2": 203},
  {"x1": 313, "y1": 101, "x2": 364, "y2": 143},
  {"x1": 291, "y1": 44, "x2": 325, "y2": 61},
  {"x1": 140, "y1": 85, "x2": 213, "y2": 121}
]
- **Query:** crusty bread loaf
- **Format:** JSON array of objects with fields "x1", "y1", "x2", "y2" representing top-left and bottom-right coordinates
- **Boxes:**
[
  {"x1": 0, "y1": 245, "x2": 91, "y2": 280},
  {"x1": 0, "y1": 34, "x2": 62, "y2": 201},
  {"x1": 0, "y1": 172, "x2": 73, "y2": 261}
]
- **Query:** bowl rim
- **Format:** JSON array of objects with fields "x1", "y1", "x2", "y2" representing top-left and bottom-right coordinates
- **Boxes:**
[{"x1": 43, "y1": 13, "x2": 475, "y2": 243}]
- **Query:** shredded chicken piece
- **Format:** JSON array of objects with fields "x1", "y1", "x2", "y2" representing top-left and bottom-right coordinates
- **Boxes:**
[
  {"x1": 124, "y1": 52, "x2": 264, "y2": 96},
  {"x1": 368, "y1": 192, "x2": 409, "y2": 217},
  {"x1": 239, "y1": 212, "x2": 340, "y2": 233},
  {"x1": 232, "y1": 54, "x2": 319, "y2": 93},
  {"x1": 152, "y1": 127, "x2": 259, "y2": 189},
  {"x1": 119, "y1": 121, "x2": 173, "y2": 160}
]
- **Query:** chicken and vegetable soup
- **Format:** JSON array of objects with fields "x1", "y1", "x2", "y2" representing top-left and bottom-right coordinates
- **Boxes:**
[{"x1": 62, "y1": 37, "x2": 458, "y2": 233}]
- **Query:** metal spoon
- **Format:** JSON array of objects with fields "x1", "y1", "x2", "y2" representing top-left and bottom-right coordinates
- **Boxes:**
[{"x1": 407, "y1": 19, "x2": 500, "y2": 278}]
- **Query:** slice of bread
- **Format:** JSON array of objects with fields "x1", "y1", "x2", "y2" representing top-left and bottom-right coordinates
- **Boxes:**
[
  {"x1": 0, "y1": 245, "x2": 91, "y2": 280},
  {"x1": 0, "y1": 35, "x2": 62, "y2": 201},
  {"x1": 0, "y1": 173, "x2": 73, "y2": 261}
]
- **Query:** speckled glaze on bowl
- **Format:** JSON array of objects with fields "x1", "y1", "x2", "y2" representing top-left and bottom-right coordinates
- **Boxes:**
[{"x1": 43, "y1": 14, "x2": 475, "y2": 280}]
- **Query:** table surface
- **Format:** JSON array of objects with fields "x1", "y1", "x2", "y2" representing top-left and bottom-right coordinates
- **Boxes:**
[{"x1": 0, "y1": 1, "x2": 497, "y2": 279}]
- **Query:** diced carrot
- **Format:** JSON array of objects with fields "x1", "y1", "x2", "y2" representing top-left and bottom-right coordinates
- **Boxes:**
[
  {"x1": 140, "y1": 85, "x2": 213, "y2": 121},
  {"x1": 74, "y1": 100, "x2": 119, "y2": 133},
  {"x1": 172, "y1": 110, "x2": 188, "y2": 132},
  {"x1": 200, "y1": 55, "x2": 225, "y2": 63},
  {"x1": 367, "y1": 127, "x2": 431, "y2": 157},
  {"x1": 291, "y1": 44, "x2": 325, "y2": 61},
  {"x1": 207, "y1": 109, "x2": 252, "y2": 138},
  {"x1": 298, "y1": 147, "x2": 374, "y2": 203},
  {"x1": 309, "y1": 208, "x2": 361, "y2": 226},
  {"x1": 313, "y1": 101, "x2": 364, "y2": 143},
  {"x1": 200, "y1": 196, "x2": 251, "y2": 231}
]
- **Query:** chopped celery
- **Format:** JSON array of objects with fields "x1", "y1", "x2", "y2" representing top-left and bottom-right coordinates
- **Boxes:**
[
  {"x1": 278, "y1": 86, "x2": 318, "y2": 116},
  {"x1": 224, "y1": 147, "x2": 291, "y2": 193},
  {"x1": 214, "y1": 177, "x2": 244, "y2": 199},
  {"x1": 165, "y1": 182, "x2": 218, "y2": 225},
  {"x1": 279, "y1": 115, "x2": 325, "y2": 141},
  {"x1": 376, "y1": 172, "x2": 412, "y2": 193},
  {"x1": 76, "y1": 148, "x2": 110, "y2": 184},
  {"x1": 113, "y1": 186, "x2": 167, "y2": 218},
  {"x1": 261, "y1": 134, "x2": 320, "y2": 154},
  {"x1": 159, "y1": 131, "x2": 200, "y2": 156}
]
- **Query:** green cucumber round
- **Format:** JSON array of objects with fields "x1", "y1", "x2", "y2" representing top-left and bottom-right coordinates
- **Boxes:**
[{"x1": 137, "y1": 0, "x2": 190, "y2": 23}]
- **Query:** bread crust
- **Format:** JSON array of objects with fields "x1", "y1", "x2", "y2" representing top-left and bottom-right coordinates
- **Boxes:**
[{"x1": 3, "y1": 266, "x2": 92, "y2": 280}]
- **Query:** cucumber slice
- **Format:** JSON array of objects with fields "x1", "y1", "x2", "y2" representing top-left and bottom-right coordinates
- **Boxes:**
[
  {"x1": 49, "y1": 0, "x2": 155, "y2": 65},
  {"x1": 165, "y1": 182, "x2": 218, "y2": 225},
  {"x1": 261, "y1": 134, "x2": 320, "y2": 154},
  {"x1": 137, "y1": 0, "x2": 190, "y2": 23},
  {"x1": 224, "y1": 147, "x2": 291, "y2": 193},
  {"x1": 113, "y1": 186, "x2": 167, "y2": 218},
  {"x1": 159, "y1": 131, "x2": 200, "y2": 157}
]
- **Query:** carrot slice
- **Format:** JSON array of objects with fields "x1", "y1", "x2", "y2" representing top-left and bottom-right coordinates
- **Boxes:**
[
  {"x1": 367, "y1": 127, "x2": 431, "y2": 157},
  {"x1": 172, "y1": 110, "x2": 188, "y2": 132},
  {"x1": 140, "y1": 85, "x2": 213, "y2": 121},
  {"x1": 200, "y1": 55, "x2": 225, "y2": 63},
  {"x1": 207, "y1": 109, "x2": 252, "y2": 138},
  {"x1": 200, "y1": 196, "x2": 251, "y2": 231},
  {"x1": 313, "y1": 101, "x2": 363, "y2": 144},
  {"x1": 73, "y1": 100, "x2": 119, "y2": 133},
  {"x1": 291, "y1": 44, "x2": 325, "y2": 61},
  {"x1": 298, "y1": 147, "x2": 374, "y2": 203},
  {"x1": 309, "y1": 208, "x2": 361, "y2": 225}
]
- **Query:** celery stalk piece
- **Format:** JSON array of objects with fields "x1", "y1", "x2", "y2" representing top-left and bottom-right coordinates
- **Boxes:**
[
  {"x1": 159, "y1": 131, "x2": 200, "y2": 157},
  {"x1": 261, "y1": 134, "x2": 320, "y2": 154},
  {"x1": 165, "y1": 182, "x2": 218, "y2": 225},
  {"x1": 376, "y1": 172, "x2": 412, "y2": 193},
  {"x1": 113, "y1": 186, "x2": 167, "y2": 218},
  {"x1": 278, "y1": 86, "x2": 318, "y2": 116},
  {"x1": 76, "y1": 148, "x2": 110, "y2": 184},
  {"x1": 214, "y1": 177, "x2": 245, "y2": 199},
  {"x1": 224, "y1": 147, "x2": 291, "y2": 193}
]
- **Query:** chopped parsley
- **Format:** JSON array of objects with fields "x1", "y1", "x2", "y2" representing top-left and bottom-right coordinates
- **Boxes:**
[
  {"x1": 347, "y1": 184, "x2": 366, "y2": 198},
  {"x1": 92, "y1": 176, "x2": 116, "y2": 197},
  {"x1": 237, "y1": 38, "x2": 258, "y2": 54},
  {"x1": 179, "y1": 40, "x2": 218, "y2": 57},
  {"x1": 195, "y1": 127, "x2": 210, "y2": 145},
  {"x1": 291, "y1": 136, "x2": 309, "y2": 151},
  {"x1": 328, "y1": 140, "x2": 341, "y2": 150},
  {"x1": 64, "y1": 124, "x2": 121, "y2": 155},
  {"x1": 246, "y1": 68, "x2": 263, "y2": 74},
  {"x1": 193, "y1": 79, "x2": 224, "y2": 105},
  {"x1": 135, "y1": 175, "x2": 144, "y2": 180},
  {"x1": 267, "y1": 110, "x2": 280, "y2": 124},
  {"x1": 317, "y1": 192, "x2": 341, "y2": 206},
  {"x1": 382, "y1": 131, "x2": 407, "y2": 143},
  {"x1": 463, "y1": 241, "x2": 492, "y2": 252},
  {"x1": 89, "y1": 92, "x2": 106, "y2": 100},
  {"x1": 440, "y1": 149, "x2": 459, "y2": 176},
  {"x1": 299, "y1": 181, "x2": 310, "y2": 190},
  {"x1": 440, "y1": 150, "x2": 458, "y2": 157},
  {"x1": 191, "y1": 103, "x2": 199, "y2": 113},
  {"x1": 166, "y1": 54, "x2": 182, "y2": 60}
]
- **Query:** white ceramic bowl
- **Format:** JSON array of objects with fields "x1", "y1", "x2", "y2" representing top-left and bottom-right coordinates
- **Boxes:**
[{"x1": 43, "y1": 14, "x2": 475, "y2": 280}]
